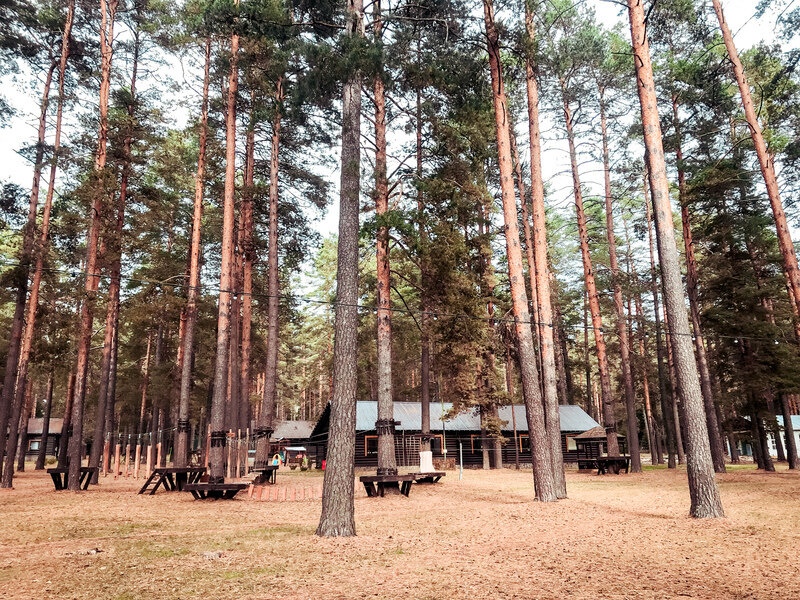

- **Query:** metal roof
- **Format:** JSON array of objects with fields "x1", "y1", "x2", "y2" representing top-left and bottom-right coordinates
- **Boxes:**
[
  {"x1": 273, "y1": 420, "x2": 315, "y2": 440},
  {"x1": 27, "y1": 418, "x2": 64, "y2": 436},
  {"x1": 353, "y1": 402, "x2": 599, "y2": 433}
]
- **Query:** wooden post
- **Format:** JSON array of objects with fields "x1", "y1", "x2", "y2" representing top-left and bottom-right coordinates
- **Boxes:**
[
  {"x1": 226, "y1": 429, "x2": 232, "y2": 480},
  {"x1": 236, "y1": 428, "x2": 241, "y2": 478},
  {"x1": 156, "y1": 437, "x2": 162, "y2": 468},
  {"x1": 204, "y1": 424, "x2": 210, "y2": 469},
  {"x1": 102, "y1": 435, "x2": 111, "y2": 477},
  {"x1": 134, "y1": 438, "x2": 141, "y2": 479},
  {"x1": 113, "y1": 440, "x2": 121, "y2": 478},
  {"x1": 145, "y1": 444, "x2": 152, "y2": 478},
  {"x1": 125, "y1": 436, "x2": 131, "y2": 477}
]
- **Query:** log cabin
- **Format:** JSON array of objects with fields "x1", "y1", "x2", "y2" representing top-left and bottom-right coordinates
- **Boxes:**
[{"x1": 310, "y1": 401, "x2": 604, "y2": 469}]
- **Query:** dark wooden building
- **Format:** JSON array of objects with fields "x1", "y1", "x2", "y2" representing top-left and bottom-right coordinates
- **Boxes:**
[
  {"x1": 23, "y1": 418, "x2": 63, "y2": 460},
  {"x1": 311, "y1": 402, "x2": 602, "y2": 468}
]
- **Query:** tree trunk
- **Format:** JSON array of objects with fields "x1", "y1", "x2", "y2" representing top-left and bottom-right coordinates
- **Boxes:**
[
  {"x1": 254, "y1": 76, "x2": 284, "y2": 469},
  {"x1": 645, "y1": 186, "x2": 676, "y2": 468},
  {"x1": 35, "y1": 371, "x2": 55, "y2": 470},
  {"x1": 628, "y1": 0, "x2": 724, "y2": 516},
  {"x1": 317, "y1": 0, "x2": 364, "y2": 536},
  {"x1": 0, "y1": 56, "x2": 57, "y2": 486},
  {"x1": 599, "y1": 89, "x2": 640, "y2": 471},
  {"x1": 711, "y1": 0, "x2": 800, "y2": 322},
  {"x1": 561, "y1": 81, "x2": 620, "y2": 458},
  {"x1": 780, "y1": 393, "x2": 798, "y2": 469},
  {"x1": 416, "y1": 88, "x2": 432, "y2": 454},
  {"x1": 207, "y1": 18, "x2": 240, "y2": 482},
  {"x1": 672, "y1": 97, "x2": 726, "y2": 473},
  {"x1": 524, "y1": 3, "x2": 565, "y2": 497},
  {"x1": 663, "y1": 306, "x2": 686, "y2": 464},
  {"x1": 240, "y1": 88, "x2": 256, "y2": 434},
  {"x1": 16, "y1": 378, "x2": 34, "y2": 472},
  {"x1": 484, "y1": 0, "x2": 556, "y2": 501},
  {"x1": 67, "y1": 0, "x2": 118, "y2": 491},
  {"x1": 509, "y1": 130, "x2": 542, "y2": 392},
  {"x1": 373, "y1": 3, "x2": 397, "y2": 477},
  {"x1": 57, "y1": 373, "x2": 75, "y2": 468},
  {"x1": 175, "y1": 37, "x2": 211, "y2": 468}
]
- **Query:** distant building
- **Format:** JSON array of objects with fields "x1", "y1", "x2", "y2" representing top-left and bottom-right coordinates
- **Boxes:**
[
  {"x1": 23, "y1": 418, "x2": 63, "y2": 459},
  {"x1": 766, "y1": 415, "x2": 800, "y2": 458},
  {"x1": 311, "y1": 401, "x2": 603, "y2": 468}
]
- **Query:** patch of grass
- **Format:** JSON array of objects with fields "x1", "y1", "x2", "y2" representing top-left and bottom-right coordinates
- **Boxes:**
[{"x1": 113, "y1": 521, "x2": 162, "y2": 536}]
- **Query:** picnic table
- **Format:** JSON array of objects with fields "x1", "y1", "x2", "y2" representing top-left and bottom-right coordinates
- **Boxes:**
[
  {"x1": 183, "y1": 482, "x2": 249, "y2": 500},
  {"x1": 410, "y1": 471, "x2": 446, "y2": 484},
  {"x1": 359, "y1": 474, "x2": 415, "y2": 497},
  {"x1": 47, "y1": 467, "x2": 99, "y2": 491},
  {"x1": 594, "y1": 456, "x2": 631, "y2": 475},
  {"x1": 138, "y1": 467, "x2": 206, "y2": 495},
  {"x1": 250, "y1": 465, "x2": 278, "y2": 485}
]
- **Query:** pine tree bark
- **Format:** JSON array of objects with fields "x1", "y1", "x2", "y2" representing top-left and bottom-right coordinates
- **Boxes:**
[
  {"x1": 57, "y1": 372, "x2": 75, "y2": 468},
  {"x1": 672, "y1": 96, "x2": 726, "y2": 473},
  {"x1": 209, "y1": 19, "x2": 239, "y2": 482},
  {"x1": 628, "y1": 0, "x2": 723, "y2": 516},
  {"x1": 35, "y1": 371, "x2": 55, "y2": 470},
  {"x1": 0, "y1": 56, "x2": 57, "y2": 486},
  {"x1": 560, "y1": 81, "x2": 620, "y2": 458},
  {"x1": 509, "y1": 131, "x2": 542, "y2": 387},
  {"x1": 523, "y1": 3, "x2": 565, "y2": 495},
  {"x1": 373, "y1": 2, "x2": 397, "y2": 477},
  {"x1": 711, "y1": 0, "x2": 800, "y2": 322},
  {"x1": 645, "y1": 186, "x2": 676, "y2": 468},
  {"x1": 67, "y1": 0, "x2": 117, "y2": 491},
  {"x1": 255, "y1": 76, "x2": 284, "y2": 469},
  {"x1": 779, "y1": 393, "x2": 798, "y2": 469},
  {"x1": 484, "y1": 0, "x2": 556, "y2": 501},
  {"x1": 599, "y1": 89, "x2": 640, "y2": 471},
  {"x1": 416, "y1": 88, "x2": 432, "y2": 454},
  {"x1": 175, "y1": 37, "x2": 211, "y2": 468},
  {"x1": 239, "y1": 88, "x2": 256, "y2": 434},
  {"x1": 16, "y1": 378, "x2": 34, "y2": 472},
  {"x1": 317, "y1": 0, "x2": 364, "y2": 536}
]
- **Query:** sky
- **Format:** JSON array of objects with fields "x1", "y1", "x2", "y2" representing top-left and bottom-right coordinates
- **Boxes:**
[{"x1": 0, "y1": 0, "x2": 783, "y2": 245}]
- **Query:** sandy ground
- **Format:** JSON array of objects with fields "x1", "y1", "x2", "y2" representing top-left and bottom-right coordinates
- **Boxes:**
[{"x1": 0, "y1": 464, "x2": 798, "y2": 600}]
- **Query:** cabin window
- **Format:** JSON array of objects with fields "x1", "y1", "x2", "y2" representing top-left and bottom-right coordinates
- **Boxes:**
[
  {"x1": 427, "y1": 434, "x2": 444, "y2": 453},
  {"x1": 517, "y1": 435, "x2": 530, "y2": 452},
  {"x1": 364, "y1": 436, "x2": 378, "y2": 457},
  {"x1": 566, "y1": 436, "x2": 577, "y2": 451},
  {"x1": 29, "y1": 440, "x2": 40, "y2": 451}
]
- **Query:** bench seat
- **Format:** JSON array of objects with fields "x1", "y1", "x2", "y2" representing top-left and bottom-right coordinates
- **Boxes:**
[{"x1": 183, "y1": 482, "x2": 248, "y2": 500}]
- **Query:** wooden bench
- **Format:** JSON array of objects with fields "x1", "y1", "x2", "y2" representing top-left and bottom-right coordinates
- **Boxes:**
[
  {"x1": 410, "y1": 471, "x2": 446, "y2": 484},
  {"x1": 47, "y1": 467, "x2": 99, "y2": 491},
  {"x1": 183, "y1": 482, "x2": 248, "y2": 500},
  {"x1": 595, "y1": 456, "x2": 631, "y2": 475},
  {"x1": 359, "y1": 474, "x2": 415, "y2": 497},
  {"x1": 250, "y1": 465, "x2": 278, "y2": 485},
  {"x1": 138, "y1": 467, "x2": 206, "y2": 495}
]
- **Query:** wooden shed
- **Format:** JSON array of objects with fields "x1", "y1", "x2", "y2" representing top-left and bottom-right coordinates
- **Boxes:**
[
  {"x1": 23, "y1": 418, "x2": 63, "y2": 459},
  {"x1": 572, "y1": 426, "x2": 627, "y2": 470},
  {"x1": 310, "y1": 402, "x2": 601, "y2": 469}
]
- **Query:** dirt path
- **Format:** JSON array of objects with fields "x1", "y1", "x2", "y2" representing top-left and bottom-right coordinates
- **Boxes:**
[{"x1": 0, "y1": 466, "x2": 797, "y2": 599}]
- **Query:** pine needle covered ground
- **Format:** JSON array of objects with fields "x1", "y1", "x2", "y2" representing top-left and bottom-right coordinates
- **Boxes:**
[{"x1": 1, "y1": 466, "x2": 797, "y2": 599}]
